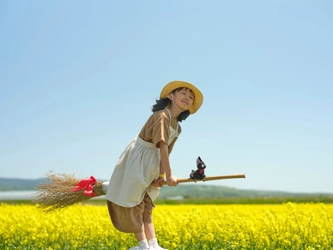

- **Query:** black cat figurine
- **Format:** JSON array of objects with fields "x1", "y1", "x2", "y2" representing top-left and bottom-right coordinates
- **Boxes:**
[{"x1": 189, "y1": 156, "x2": 206, "y2": 182}]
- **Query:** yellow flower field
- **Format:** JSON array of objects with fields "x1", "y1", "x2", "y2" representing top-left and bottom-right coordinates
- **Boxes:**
[{"x1": 0, "y1": 202, "x2": 332, "y2": 249}]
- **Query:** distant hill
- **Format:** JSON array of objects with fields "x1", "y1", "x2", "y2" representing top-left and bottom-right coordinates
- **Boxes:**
[
  {"x1": 1, "y1": 177, "x2": 332, "y2": 199},
  {"x1": 159, "y1": 184, "x2": 333, "y2": 199},
  {"x1": 0, "y1": 178, "x2": 46, "y2": 191}
]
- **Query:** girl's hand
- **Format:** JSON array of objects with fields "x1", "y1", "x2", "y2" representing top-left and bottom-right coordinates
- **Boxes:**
[
  {"x1": 166, "y1": 175, "x2": 178, "y2": 187},
  {"x1": 150, "y1": 176, "x2": 165, "y2": 188}
]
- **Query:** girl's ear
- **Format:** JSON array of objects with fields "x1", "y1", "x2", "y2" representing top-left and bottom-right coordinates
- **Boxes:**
[{"x1": 167, "y1": 93, "x2": 174, "y2": 100}]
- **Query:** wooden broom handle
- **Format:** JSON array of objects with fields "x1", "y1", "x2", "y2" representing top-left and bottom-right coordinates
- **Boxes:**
[{"x1": 161, "y1": 174, "x2": 246, "y2": 185}]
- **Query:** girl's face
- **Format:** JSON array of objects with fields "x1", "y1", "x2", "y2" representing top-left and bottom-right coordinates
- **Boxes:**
[{"x1": 169, "y1": 87, "x2": 194, "y2": 112}]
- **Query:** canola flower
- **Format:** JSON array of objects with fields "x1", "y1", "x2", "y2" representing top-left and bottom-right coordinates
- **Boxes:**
[{"x1": 0, "y1": 202, "x2": 332, "y2": 250}]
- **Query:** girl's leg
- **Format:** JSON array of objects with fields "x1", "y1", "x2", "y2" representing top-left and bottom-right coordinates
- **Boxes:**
[
  {"x1": 135, "y1": 231, "x2": 147, "y2": 242},
  {"x1": 133, "y1": 231, "x2": 149, "y2": 249},
  {"x1": 144, "y1": 222, "x2": 167, "y2": 250},
  {"x1": 144, "y1": 222, "x2": 156, "y2": 240},
  {"x1": 142, "y1": 195, "x2": 167, "y2": 249}
]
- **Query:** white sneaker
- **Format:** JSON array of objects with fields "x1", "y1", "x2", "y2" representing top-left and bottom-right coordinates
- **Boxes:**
[
  {"x1": 150, "y1": 246, "x2": 167, "y2": 250},
  {"x1": 129, "y1": 247, "x2": 150, "y2": 250}
]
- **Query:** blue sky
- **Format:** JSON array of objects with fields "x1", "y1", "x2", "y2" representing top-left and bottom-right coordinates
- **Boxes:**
[{"x1": 1, "y1": 1, "x2": 332, "y2": 193}]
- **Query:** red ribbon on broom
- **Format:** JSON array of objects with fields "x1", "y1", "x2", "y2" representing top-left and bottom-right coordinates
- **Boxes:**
[{"x1": 71, "y1": 176, "x2": 97, "y2": 197}]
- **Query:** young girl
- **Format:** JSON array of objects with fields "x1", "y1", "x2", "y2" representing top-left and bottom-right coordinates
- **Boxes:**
[{"x1": 105, "y1": 80, "x2": 203, "y2": 250}]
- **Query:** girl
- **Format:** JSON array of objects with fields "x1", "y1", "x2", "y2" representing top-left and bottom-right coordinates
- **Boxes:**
[{"x1": 105, "y1": 80, "x2": 203, "y2": 250}]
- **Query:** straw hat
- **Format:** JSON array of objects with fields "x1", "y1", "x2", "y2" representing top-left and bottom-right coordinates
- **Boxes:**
[{"x1": 160, "y1": 80, "x2": 203, "y2": 114}]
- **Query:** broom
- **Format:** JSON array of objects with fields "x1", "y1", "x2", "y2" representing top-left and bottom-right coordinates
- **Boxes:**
[
  {"x1": 32, "y1": 172, "x2": 106, "y2": 212},
  {"x1": 32, "y1": 172, "x2": 246, "y2": 212}
]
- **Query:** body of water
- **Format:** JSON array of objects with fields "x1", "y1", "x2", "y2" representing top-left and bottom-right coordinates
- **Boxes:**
[
  {"x1": 0, "y1": 191, "x2": 106, "y2": 200},
  {"x1": 0, "y1": 191, "x2": 37, "y2": 200}
]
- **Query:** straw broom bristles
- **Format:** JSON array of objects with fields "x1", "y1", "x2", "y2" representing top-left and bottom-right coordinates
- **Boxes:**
[{"x1": 32, "y1": 172, "x2": 105, "y2": 212}]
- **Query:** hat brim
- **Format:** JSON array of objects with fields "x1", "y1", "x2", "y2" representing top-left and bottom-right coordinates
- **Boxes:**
[{"x1": 160, "y1": 80, "x2": 203, "y2": 114}]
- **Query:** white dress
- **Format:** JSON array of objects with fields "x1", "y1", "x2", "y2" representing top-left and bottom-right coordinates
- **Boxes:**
[{"x1": 105, "y1": 109, "x2": 179, "y2": 207}]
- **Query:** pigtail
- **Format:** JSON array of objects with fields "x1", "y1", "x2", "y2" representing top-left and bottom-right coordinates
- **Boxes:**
[
  {"x1": 151, "y1": 97, "x2": 190, "y2": 122},
  {"x1": 152, "y1": 98, "x2": 170, "y2": 112},
  {"x1": 177, "y1": 110, "x2": 190, "y2": 122}
]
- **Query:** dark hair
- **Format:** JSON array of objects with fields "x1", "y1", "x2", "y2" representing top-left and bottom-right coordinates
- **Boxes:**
[{"x1": 152, "y1": 87, "x2": 191, "y2": 122}]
